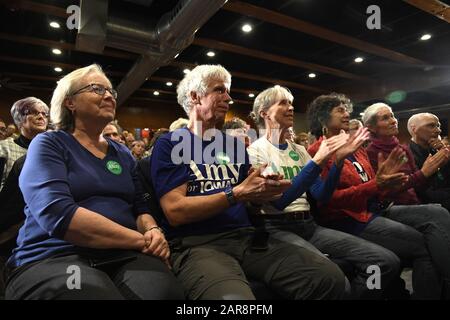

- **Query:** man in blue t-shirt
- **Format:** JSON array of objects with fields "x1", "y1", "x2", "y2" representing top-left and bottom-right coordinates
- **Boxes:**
[{"x1": 150, "y1": 64, "x2": 346, "y2": 300}]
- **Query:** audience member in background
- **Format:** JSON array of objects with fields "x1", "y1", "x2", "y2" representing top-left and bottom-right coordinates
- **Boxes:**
[
  {"x1": 222, "y1": 117, "x2": 251, "y2": 147},
  {"x1": 5, "y1": 124, "x2": 18, "y2": 139},
  {"x1": 294, "y1": 132, "x2": 310, "y2": 150},
  {"x1": 307, "y1": 93, "x2": 447, "y2": 299},
  {"x1": 125, "y1": 132, "x2": 135, "y2": 149},
  {"x1": 247, "y1": 85, "x2": 400, "y2": 299},
  {"x1": 349, "y1": 119, "x2": 363, "y2": 136},
  {"x1": 131, "y1": 140, "x2": 147, "y2": 160},
  {"x1": 149, "y1": 64, "x2": 346, "y2": 300},
  {"x1": 148, "y1": 128, "x2": 169, "y2": 155},
  {"x1": 102, "y1": 121, "x2": 123, "y2": 144},
  {"x1": 0, "y1": 97, "x2": 49, "y2": 190},
  {"x1": 4, "y1": 64, "x2": 183, "y2": 300},
  {"x1": 169, "y1": 118, "x2": 189, "y2": 131},
  {"x1": 0, "y1": 119, "x2": 6, "y2": 140},
  {"x1": 407, "y1": 113, "x2": 450, "y2": 210},
  {"x1": 284, "y1": 127, "x2": 296, "y2": 143}
]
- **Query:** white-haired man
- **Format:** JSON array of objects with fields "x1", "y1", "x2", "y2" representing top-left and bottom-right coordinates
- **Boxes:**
[
  {"x1": 408, "y1": 113, "x2": 450, "y2": 210},
  {"x1": 148, "y1": 64, "x2": 346, "y2": 300}
]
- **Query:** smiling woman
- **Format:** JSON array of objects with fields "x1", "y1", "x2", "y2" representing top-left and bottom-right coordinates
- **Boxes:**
[{"x1": 4, "y1": 64, "x2": 184, "y2": 300}]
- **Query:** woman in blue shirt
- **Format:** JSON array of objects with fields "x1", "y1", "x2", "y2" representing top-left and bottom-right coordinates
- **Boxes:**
[{"x1": 5, "y1": 64, "x2": 183, "y2": 300}]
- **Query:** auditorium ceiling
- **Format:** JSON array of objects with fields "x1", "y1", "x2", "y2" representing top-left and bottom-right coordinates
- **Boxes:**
[{"x1": 1, "y1": 0, "x2": 450, "y2": 119}]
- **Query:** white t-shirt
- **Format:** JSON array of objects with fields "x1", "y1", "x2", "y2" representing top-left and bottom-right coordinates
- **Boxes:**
[{"x1": 247, "y1": 137, "x2": 311, "y2": 214}]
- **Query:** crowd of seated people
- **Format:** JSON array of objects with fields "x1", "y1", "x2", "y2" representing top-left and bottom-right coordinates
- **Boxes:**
[{"x1": 2, "y1": 63, "x2": 450, "y2": 300}]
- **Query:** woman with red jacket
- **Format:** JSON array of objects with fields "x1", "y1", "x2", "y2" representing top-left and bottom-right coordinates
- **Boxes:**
[{"x1": 307, "y1": 93, "x2": 446, "y2": 299}]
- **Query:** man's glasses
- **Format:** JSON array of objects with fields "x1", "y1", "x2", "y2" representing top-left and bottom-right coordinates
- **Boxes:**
[
  {"x1": 25, "y1": 110, "x2": 49, "y2": 118},
  {"x1": 70, "y1": 83, "x2": 117, "y2": 99}
]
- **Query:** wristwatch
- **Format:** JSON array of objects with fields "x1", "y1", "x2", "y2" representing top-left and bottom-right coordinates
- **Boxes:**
[{"x1": 224, "y1": 186, "x2": 237, "y2": 206}]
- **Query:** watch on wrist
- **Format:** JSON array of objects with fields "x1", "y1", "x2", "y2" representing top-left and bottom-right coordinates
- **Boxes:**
[{"x1": 224, "y1": 186, "x2": 237, "y2": 206}]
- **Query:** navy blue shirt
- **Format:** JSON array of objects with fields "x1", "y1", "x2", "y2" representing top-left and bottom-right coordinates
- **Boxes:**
[
  {"x1": 150, "y1": 128, "x2": 251, "y2": 239},
  {"x1": 8, "y1": 130, "x2": 148, "y2": 267}
]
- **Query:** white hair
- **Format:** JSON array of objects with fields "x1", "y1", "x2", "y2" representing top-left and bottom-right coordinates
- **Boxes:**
[
  {"x1": 50, "y1": 64, "x2": 110, "y2": 131},
  {"x1": 407, "y1": 113, "x2": 439, "y2": 137},
  {"x1": 361, "y1": 102, "x2": 392, "y2": 127},
  {"x1": 250, "y1": 85, "x2": 294, "y2": 129},
  {"x1": 176, "y1": 65, "x2": 231, "y2": 115}
]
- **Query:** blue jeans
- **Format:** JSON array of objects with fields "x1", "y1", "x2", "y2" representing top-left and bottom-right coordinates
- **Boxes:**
[
  {"x1": 266, "y1": 218, "x2": 400, "y2": 299},
  {"x1": 360, "y1": 215, "x2": 442, "y2": 299}
]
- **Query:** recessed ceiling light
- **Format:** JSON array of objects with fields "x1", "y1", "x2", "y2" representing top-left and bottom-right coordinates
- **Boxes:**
[
  {"x1": 166, "y1": 82, "x2": 173, "y2": 87},
  {"x1": 206, "y1": 51, "x2": 215, "y2": 57},
  {"x1": 359, "y1": 112, "x2": 364, "y2": 116},
  {"x1": 308, "y1": 73, "x2": 316, "y2": 78},
  {"x1": 49, "y1": 21, "x2": 60, "y2": 29},
  {"x1": 249, "y1": 93, "x2": 255, "y2": 98},
  {"x1": 420, "y1": 34, "x2": 431, "y2": 41},
  {"x1": 229, "y1": 100, "x2": 234, "y2": 104},
  {"x1": 242, "y1": 24, "x2": 252, "y2": 33},
  {"x1": 354, "y1": 57, "x2": 364, "y2": 63},
  {"x1": 54, "y1": 67, "x2": 62, "y2": 72},
  {"x1": 52, "y1": 48, "x2": 62, "y2": 55},
  {"x1": 183, "y1": 69, "x2": 190, "y2": 74},
  {"x1": 153, "y1": 91, "x2": 160, "y2": 96}
]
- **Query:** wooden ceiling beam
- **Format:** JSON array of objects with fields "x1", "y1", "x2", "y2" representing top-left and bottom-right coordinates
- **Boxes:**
[
  {"x1": 224, "y1": 1, "x2": 425, "y2": 65},
  {"x1": 0, "y1": 0, "x2": 68, "y2": 18},
  {"x1": 193, "y1": 37, "x2": 369, "y2": 81},
  {"x1": 403, "y1": 0, "x2": 450, "y2": 23},
  {"x1": 171, "y1": 61, "x2": 327, "y2": 93}
]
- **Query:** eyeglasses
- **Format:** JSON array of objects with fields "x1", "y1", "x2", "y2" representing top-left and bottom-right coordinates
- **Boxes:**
[
  {"x1": 25, "y1": 110, "x2": 49, "y2": 118},
  {"x1": 70, "y1": 83, "x2": 117, "y2": 99},
  {"x1": 0, "y1": 127, "x2": 6, "y2": 132}
]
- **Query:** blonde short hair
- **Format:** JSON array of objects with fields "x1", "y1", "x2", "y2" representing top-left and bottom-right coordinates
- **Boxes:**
[{"x1": 50, "y1": 64, "x2": 110, "y2": 131}]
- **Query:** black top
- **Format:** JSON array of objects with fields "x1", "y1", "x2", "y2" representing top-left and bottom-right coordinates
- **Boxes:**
[{"x1": 409, "y1": 141, "x2": 450, "y2": 209}]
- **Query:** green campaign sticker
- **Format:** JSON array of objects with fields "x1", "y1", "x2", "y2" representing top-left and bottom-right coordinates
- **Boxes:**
[
  {"x1": 106, "y1": 160, "x2": 122, "y2": 175},
  {"x1": 216, "y1": 152, "x2": 230, "y2": 164},
  {"x1": 289, "y1": 150, "x2": 300, "y2": 161}
]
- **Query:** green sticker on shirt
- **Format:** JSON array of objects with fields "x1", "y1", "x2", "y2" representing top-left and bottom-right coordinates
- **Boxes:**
[
  {"x1": 106, "y1": 160, "x2": 122, "y2": 175},
  {"x1": 289, "y1": 150, "x2": 300, "y2": 161},
  {"x1": 216, "y1": 152, "x2": 230, "y2": 164}
]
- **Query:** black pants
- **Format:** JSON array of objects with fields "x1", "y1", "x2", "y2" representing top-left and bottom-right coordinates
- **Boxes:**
[{"x1": 5, "y1": 251, "x2": 185, "y2": 300}]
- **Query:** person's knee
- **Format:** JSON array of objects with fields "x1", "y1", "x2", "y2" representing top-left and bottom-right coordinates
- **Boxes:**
[
  {"x1": 377, "y1": 250, "x2": 401, "y2": 279},
  {"x1": 174, "y1": 248, "x2": 253, "y2": 300},
  {"x1": 313, "y1": 260, "x2": 347, "y2": 300}
]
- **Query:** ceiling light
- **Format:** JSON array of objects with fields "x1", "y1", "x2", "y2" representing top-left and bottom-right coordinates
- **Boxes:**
[
  {"x1": 354, "y1": 57, "x2": 364, "y2": 63},
  {"x1": 49, "y1": 21, "x2": 60, "y2": 29},
  {"x1": 174, "y1": 53, "x2": 180, "y2": 59},
  {"x1": 54, "y1": 67, "x2": 62, "y2": 72},
  {"x1": 308, "y1": 73, "x2": 316, "y2": 78},
  {"x1": 153, "y1": 91, "x2": 160, "y2": 96},
  {"x1": 183, "y1": 69, "x2": 190, "y2": 74},
  {"x1": 242, "y1": 24, "x2": 252, "y2": 33},
  {"x1": 206, "y1": 51, "x2": 215, "y2": 57},
  {"x1": 249, "y1": 93, "x2": 255, "y2": 98},
  {"x1": 420, "y1": 34, "x2": 431, "y2": 41},
  {"x1": 229, "y1": 101, "x2": 234, "y2": 104},
  {"x1": 52, "y1": 48, "x2": 62, "y2": 55},
  {"x1": 359, "y1": 112, "x2": 364, "y2": 116},
  {"x1": 166, "y1": 82, "x2": 173, "y2": 87}
]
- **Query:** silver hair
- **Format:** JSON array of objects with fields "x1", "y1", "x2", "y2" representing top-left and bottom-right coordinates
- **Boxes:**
[
  {"x1": 250, "y1": 85, "x2": 294, "y2": 129},
  {"x1": 361, "y1": 102, "x2": 392, "y2": 127},
  {"x1": 10, "y1": 97, "x2": 49, "y2": 128},
  {"x1": 50, "y1": 64, "x2": 110, "y2": 131},
  {"x1": 407, "y1": 112, "x2": 438, "y2": 137},
  {"x1": 176, "y1": 65, "x2": 231, "y2": 115}
]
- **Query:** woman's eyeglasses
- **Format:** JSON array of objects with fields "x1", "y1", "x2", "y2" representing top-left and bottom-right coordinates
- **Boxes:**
[
  {"x1": 70, "y1": 83, "x2": 118, "y2": 99},
  {"x1": 25, "y1": 110, "x2": 49, "y2": 118}
]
